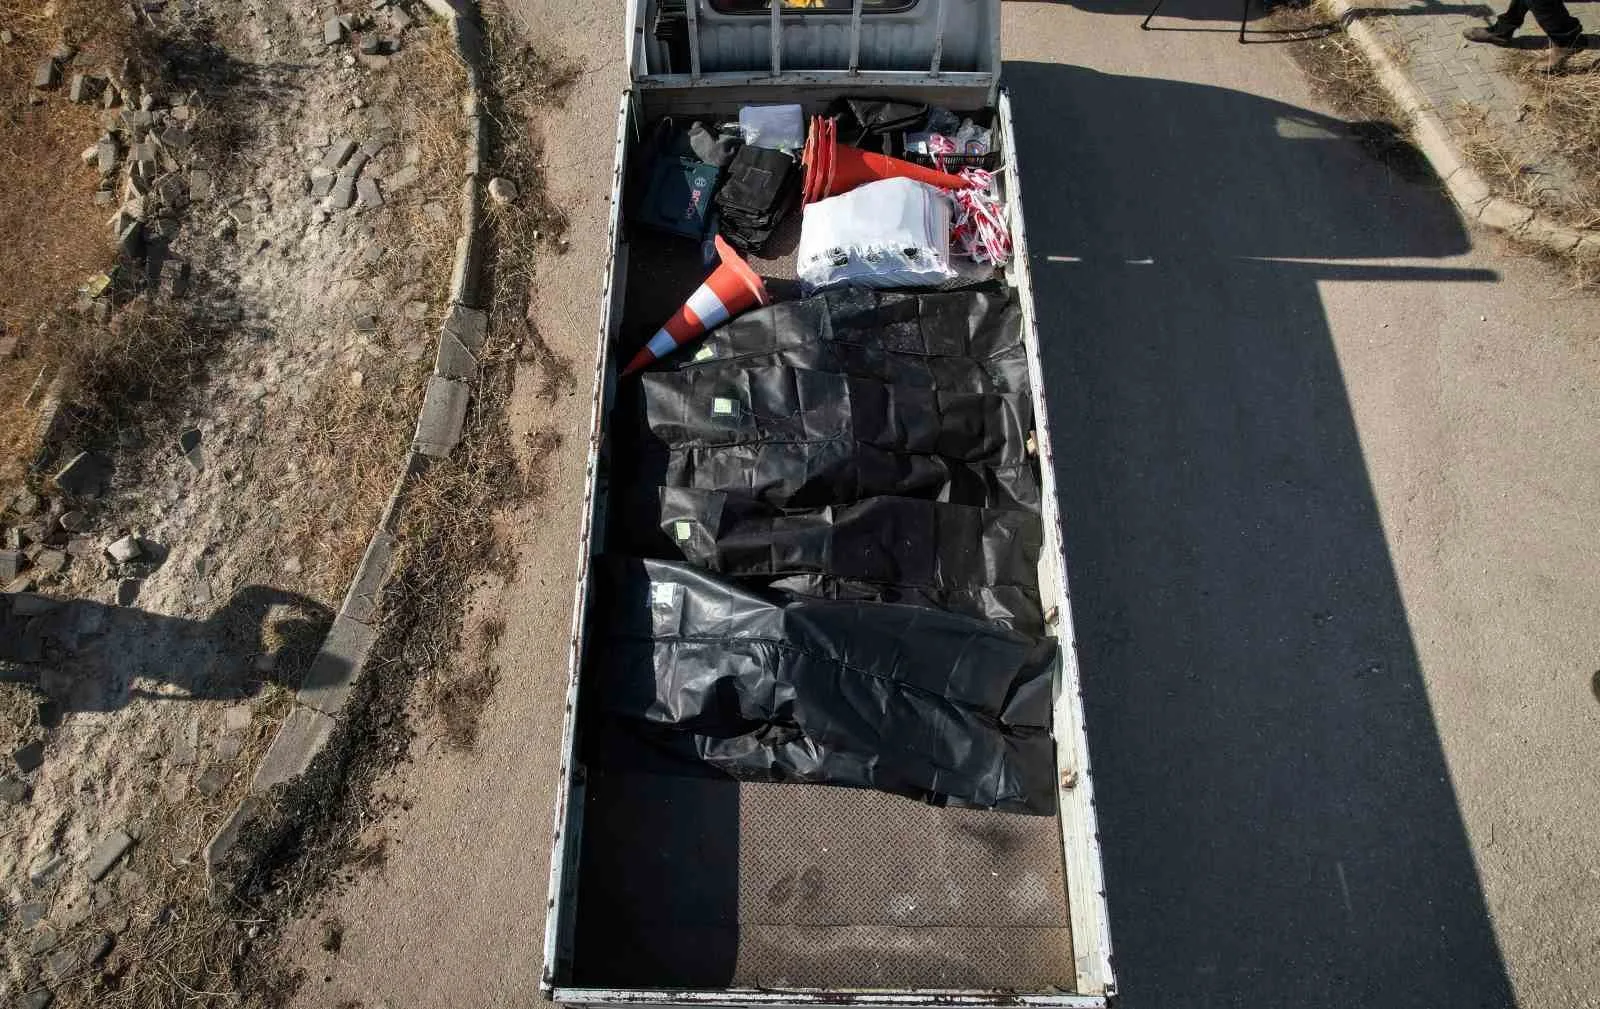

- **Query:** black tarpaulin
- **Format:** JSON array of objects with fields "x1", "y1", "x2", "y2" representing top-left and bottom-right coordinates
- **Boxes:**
[
  {"x1": 635, "y1": 364, "x2": 1038, "y2": 510},
  {"x1": 622, "y1": 487, "x2": 1047, "y2": 636},
  {"x1": 588, "y1": 557, "x2": 1059, "y2": 814},
  {"x1": 670, "y1": 286, "x2": 1028, "y2": 394}
]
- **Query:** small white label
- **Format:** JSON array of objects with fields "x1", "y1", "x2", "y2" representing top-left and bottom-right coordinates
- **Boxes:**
[
  {"x1": 673, "y1": 521, "x2": 693, "y2": 542},
  {"x1": 651, "y1": 583, "x2": 677, "y2": 606},
  {"x1": 712, "y1": 397, "x2": 735, "y2": 416},
  {"x1": 693, "y1": 345, "x2": 716, "y2": 362}
]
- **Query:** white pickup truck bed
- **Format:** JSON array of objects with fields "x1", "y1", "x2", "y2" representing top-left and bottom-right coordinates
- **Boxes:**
[{"x1": 541, "y1": 4, "x2": 1114, "y2": 1006}]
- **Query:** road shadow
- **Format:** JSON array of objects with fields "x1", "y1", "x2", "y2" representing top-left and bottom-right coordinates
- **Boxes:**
[
  {"x1": 1005, "y1": 63, "x2": 1514, "y2": 1006},
  {"x1": 0, "y1": 586, "x2": 330, "y2": 713}
]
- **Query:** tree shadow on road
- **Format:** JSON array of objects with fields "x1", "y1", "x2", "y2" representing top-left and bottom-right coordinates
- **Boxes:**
[{"x1": 1006, "y1": 61, "x2": 1515, "y2": 1007}]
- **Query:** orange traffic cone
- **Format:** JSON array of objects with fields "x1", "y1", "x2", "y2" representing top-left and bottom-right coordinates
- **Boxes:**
[
  {"x1": 802, "y1": 115, "x2": 971, "y2": 204},
  {"x1": 621, "y1": 235, "x2": 770, "y2": 377}
]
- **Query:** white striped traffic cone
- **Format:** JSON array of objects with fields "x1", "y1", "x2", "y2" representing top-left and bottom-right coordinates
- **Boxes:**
[{"x1": 621, "y1": 235, "x2": 770, "y2": 377}]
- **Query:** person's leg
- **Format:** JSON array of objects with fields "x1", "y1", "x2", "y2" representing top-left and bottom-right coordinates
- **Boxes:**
[
  {"x1": 1526, "y1": 0, "x2": 1582, "y2": 42},
  {"x1": 1463, "y1": 0, "x2": 1526, "y2": 43},
  {"x1": 1499, "y1": 0, "x2": 1530, "y2": 29}
]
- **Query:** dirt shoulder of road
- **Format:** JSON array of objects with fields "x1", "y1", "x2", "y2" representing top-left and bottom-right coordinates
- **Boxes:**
[{"x1": 0, "y1": 0, "x2": 500, "y2": 1004}]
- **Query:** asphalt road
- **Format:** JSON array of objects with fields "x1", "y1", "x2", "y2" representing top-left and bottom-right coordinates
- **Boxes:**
[{"x1": 289, "y1": 3, "x2": 1600, "y2": 1007}]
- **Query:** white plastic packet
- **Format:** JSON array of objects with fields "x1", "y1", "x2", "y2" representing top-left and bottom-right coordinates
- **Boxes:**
[
  {"x1": 796, "y1": 178, "x2": 955, "y2": 292},
  {"x1": 738, "y1": 104, "x2": 805, "y2": 153}
]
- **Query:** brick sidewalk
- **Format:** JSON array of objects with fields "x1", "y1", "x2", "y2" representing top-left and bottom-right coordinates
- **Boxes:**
[{"x1": 1358, "y1": 0, "x2": 1596, "y2": 213}]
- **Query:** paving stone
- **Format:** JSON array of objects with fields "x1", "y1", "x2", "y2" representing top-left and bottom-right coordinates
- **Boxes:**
[
  {"x1": 383, "y1": 164, "x2": 419, "y2": 192},
  {"x1": 356, "y1": 176, "x2": 383, "y2": 209},
  {"x1": 83, "y1": 829, "x2": 134, "y2": 881},
  {"x1": 17, "y1": 899, "x2": 48, "y2": 927},
  {"x1": 116, "y1": 577, "x2": 141, "y2": 607},
  {"x1": 53, "y1": 452, "x2": 108, "y2": 498},
  {"x1": 29, "y1": 925, "x2": 60, "y2": 955},
  {"x1": 341, "y1": 530, "x2": 394, "y2": 623},
  {"x1": 319, "y1": 137, "x2": 358, "y2": 172},
  {"x1": 222, "y1": 705, "x2": 253, "y2": 732},
  {"x1": 328, "y1": 173, "x2": 357, "y2": 210},
  {"x1": 28, "y1": 853, "x2": 64, "y2": 887},
  {"x1": 252, "y1": 706, "x2": 336, "y2": 791},
  {"x1": 0, "y1": 548, "x2": 22, "y2": 581},
  {"x1": 46, "y1": 946, "x2": 79, "y2": 980},
  {"x1": 68, "y1": 73, "x2": 100, "y2": 103},
  {"x1": 20, "y1": 987, "x2": 53, "y2": 1009},
  {"x1": 170, "y1": 714, "x2": 198, "y2": 766},
  {"x1": 14, "y1": 739, "x2": 45, "y2": 773},
  {"x1": 442, "y1": 304, "x2": 489, "y2": 353},
  {"x1": 106, "y1": 535, "x2": 141, "y2": 563},
  {"x1": 435, "y1": 330, "x2": 479, "y2": 381},
  {"x1": 324, "y1": 17, "x2": 346, "y2": 44},
  {"x1": 194, "y1": 764, "x2": 230, "y2": 797},
  {"x1": 188, "y1": 168, "x2": 212, "y2": 201},
  {"x1": 214, "y1": 733, "x2": 244, "y2": 760},
  {"x1": 11, "y1": 592, "x2": 57, "y2": 617},
  {"x1": 311, "y1": 172, "x2": 335, "y2": 198},
  {"x1": 413, "y1": 376, "x2": 470, "y2": 458},
  {"x1": 34, "y1": 60, "x2": 60, "y2": 89},
  {"x1": 298, "y1": 614, "x2": 379, "y2": 716},
  {"x1": 0, "y1": 775, "x2": 32, "y2": 803},
  {"x1": 33, "y1": 550, "x2": 66, "y2": 575}
]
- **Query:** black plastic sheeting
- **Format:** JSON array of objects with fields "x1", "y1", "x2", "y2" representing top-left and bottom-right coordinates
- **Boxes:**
[
  {"x1": 621, "y1": 487, "x2": 1047, "y2": 637},
  {"x1": 587, "y1": 557, "x2": 1059, "y2": 815},
  {"x1": 634, "y1": 365, "x2": 1038, "y2": 511},
  {"x1": 668, "y1": 286, "x2": 1029, "y2": 394},
  {"x1": 593, "y1": 287, "x2": 1055, "y2": 813}
]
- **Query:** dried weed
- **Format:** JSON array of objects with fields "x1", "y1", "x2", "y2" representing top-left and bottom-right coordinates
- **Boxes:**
[{"x1": 1272, "y1": 0, "x2": 1435, "y2": 181}]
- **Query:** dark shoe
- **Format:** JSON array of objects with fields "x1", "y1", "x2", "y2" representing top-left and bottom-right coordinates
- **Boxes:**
[
  {"x1": 1463, "y1": 23, "x2": 1517, "y2": 44},
  {"x1": 1534, "y1": 38, "x2": 1584, "y2": 73}
]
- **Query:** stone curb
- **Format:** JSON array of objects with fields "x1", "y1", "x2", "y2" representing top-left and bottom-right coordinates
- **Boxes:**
[
  {"x1": 204, "y1": 0, "x2": 492, "y2": 885},
  {"x1": 1327, "y1": 0, "x2": 1598, "y2": 257}
]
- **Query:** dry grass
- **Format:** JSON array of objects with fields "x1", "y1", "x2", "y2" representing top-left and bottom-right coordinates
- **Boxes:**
[
  {"x1": 400, "y1": 1, "x2": 578, "y2": 750},
  {"x1": 1271, "y1": 0, "x2": 1435, "y2": 181},
  {"x1": 1457, "y1": 56, "x2": 1600, "y2": 288},
  {"x1": 1505, "y1": 55, "x2": 1600, "y2": 227},
  {"x1": 26, "y1": 687, "x2": 300, "y2": 1009},
  {"x1": 1456, "y1": 101, "x2": 1556, "y2": 209},
  {"x1": 284, "y1": 363, "x2": 428, "y2": 604},
  {"x1": 0, "y1": 0, "x2": 131, "y2": 489},
  {"x1": 388, "y1": 26, "x2": 472, "y2": 306}
]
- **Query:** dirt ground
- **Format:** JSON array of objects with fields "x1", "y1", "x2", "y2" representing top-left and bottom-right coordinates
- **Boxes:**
[
  {"x1": 280, "y1": 5, "x2": 1600, "y2": 1009},
  {"x1": 1, "y1": 0, "x2": 469, "y2": 1003}
]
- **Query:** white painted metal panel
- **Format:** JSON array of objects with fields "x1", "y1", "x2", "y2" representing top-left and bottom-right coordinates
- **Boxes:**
[
  {"x1": 541, "y1": 90, "x2": 633, "y2": 998},
  {"x1": 999, "y1": 89, "x2": 1118, "y2": 1000}
]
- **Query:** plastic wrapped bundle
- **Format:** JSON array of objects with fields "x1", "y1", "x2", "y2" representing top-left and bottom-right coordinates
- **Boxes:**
[
  {"x1": 633, "y1": 364, "x2": 1039, "y2": 511},
  {"x1": 622, "y1": 487, "x2": 1047, "y2": 636},
  {"x1": 674, "y1": 286, "x2": 1028, "y2": 394},
  {"x1": 797, "y1": 178, "x2": 955, "y2": 291},
  {"x1": 587, "y1": 557, "x2": 1059, "y2": 815}
]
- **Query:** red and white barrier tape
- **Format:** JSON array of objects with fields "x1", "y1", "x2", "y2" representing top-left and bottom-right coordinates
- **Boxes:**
[{"x1": 928, "y1": 136, "x2": 1012, "y2": 267}]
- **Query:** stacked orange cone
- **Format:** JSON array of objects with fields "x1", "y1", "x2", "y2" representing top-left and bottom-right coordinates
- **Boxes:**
[{"x1": 801, "y1": 115, "x2": 972, "y2": 205}]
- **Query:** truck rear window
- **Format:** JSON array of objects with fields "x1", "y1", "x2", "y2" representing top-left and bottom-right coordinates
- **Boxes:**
[{"x1": 710, "y1": 0, "x2": 919, "y2": 13}]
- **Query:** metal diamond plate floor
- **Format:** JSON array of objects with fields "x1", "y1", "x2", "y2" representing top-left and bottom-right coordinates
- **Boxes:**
[{"x1": 570, "y1": 768, "x2": 1075, "y2": 990}]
